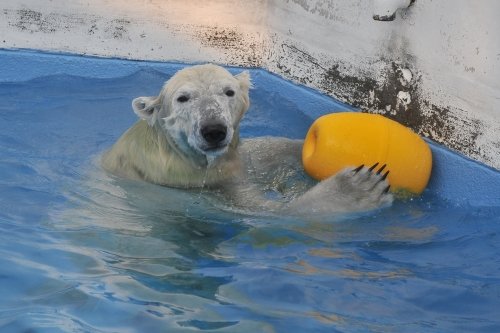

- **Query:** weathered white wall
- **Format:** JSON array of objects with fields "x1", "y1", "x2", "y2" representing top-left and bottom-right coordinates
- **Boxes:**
[
  {"x1": 1, "y1": 0, "x2": 499, "y2": 170},
  {"x1": 0, "y1": 0, "x2": 268, "y2": 66},
  {"x1": 265, "y1": 0, "x2": 500, "y2": 170}
]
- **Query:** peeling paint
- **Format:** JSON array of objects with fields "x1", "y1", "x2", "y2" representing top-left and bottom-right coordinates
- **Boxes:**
[
  {"x1": 399, "y1": 68, "x2": 412, "y2": 85},
  {"x1": 397, "y1": 91, "x2": 411, "y2": 106}
]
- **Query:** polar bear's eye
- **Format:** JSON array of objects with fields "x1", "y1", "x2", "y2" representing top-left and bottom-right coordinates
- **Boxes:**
[
  {"x1": 177, "y1": 95, "x2": 189, "y2": 103},
  {"x1": 225, "y1": 89, "x2": 235, "y2": 97}
]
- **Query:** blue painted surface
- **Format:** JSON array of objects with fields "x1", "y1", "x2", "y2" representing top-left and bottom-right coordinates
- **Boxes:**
[
  {"x1": 429, "y1": 144, "x2": 500, "y2": 205},
  {"x1": 1, "y1": 49, "x2": 500, "y2": 333}
]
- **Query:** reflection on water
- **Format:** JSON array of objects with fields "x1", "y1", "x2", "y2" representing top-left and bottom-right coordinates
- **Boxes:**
[{"x1": 1, "y1": 70, "x2": 500, "y2": 332}]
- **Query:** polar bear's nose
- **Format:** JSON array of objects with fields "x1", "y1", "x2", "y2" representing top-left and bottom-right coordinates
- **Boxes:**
[{"x1": 200, "y1": 123, "x2": 227, "y2": 146}]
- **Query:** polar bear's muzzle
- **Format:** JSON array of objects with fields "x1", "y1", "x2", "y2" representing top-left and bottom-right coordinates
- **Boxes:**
[
  {"x1": 196, "y1": 117, "x2": 234, "y2": 154},
  {"x1": 200, "y1": 122, "x2": 228, "y2": 149},
  {"x1": 192, "y1": 98, "x2": 234, "y2": 155}
]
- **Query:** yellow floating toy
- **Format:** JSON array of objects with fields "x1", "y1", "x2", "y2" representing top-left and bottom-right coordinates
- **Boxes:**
[{"x1": 302, "y1": 112, "x2": 432, "y2": 194}]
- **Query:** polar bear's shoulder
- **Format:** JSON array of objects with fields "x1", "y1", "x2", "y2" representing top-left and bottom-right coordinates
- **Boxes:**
[{"x1": 102, "y1": 121, "x2": 162, "y2": 180}]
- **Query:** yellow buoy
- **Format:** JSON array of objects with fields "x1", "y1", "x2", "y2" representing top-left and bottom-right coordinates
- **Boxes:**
[{"x1": 302, "y1": 112, "x2": 432, "y2": 194}]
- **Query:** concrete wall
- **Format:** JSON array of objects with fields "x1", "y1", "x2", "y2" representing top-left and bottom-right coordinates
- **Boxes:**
[{"x1": 1, "y1": 0, "x2": 499, "y2": 170}]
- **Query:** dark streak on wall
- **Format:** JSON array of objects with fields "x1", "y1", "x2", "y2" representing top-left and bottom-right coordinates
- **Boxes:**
[
  {"x1": 323, "y1": 61, "x2": 483, "y2": 161},
  {"x1": 273, "y1": 40, "x2": 486, "y2": 162}
]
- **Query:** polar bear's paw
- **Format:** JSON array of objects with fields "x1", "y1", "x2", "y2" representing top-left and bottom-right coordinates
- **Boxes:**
[
  {"x1": 288, "y1": 162, "x2": 393, "y2": 215},
  {"x1": 334, "y1": 162, "x2": 393, "y2": 209}
]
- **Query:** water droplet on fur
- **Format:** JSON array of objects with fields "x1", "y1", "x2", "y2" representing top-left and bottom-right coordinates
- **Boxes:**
[{"x1": 206, "y1": 155, "x2": 217, "y2": 168}]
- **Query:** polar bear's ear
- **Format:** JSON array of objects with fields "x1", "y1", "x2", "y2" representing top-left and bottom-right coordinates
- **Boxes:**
[
  {"x1": 235, "y1": 71, "x2": 252, "y2": 111},
  {"x1": 235, "y1": 70, "x2": 252, "y2": 93},
  {"x1": 132, "y1": 96, "x2": 161, "y2": 126}
]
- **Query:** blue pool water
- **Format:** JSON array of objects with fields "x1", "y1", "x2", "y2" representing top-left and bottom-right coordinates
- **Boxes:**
[{"x1": 1, "y1": 51, "x2": 500, "y2": 332}]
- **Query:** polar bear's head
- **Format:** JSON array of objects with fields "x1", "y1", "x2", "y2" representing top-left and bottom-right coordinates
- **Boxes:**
[{"x1": 132, "y1": 64, "x2": 251, "y2": 166}]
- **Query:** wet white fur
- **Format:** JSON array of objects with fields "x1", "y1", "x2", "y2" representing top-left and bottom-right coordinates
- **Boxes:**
[{"x1": 102, "y1": 64, "x2": 393, "y2": 215}]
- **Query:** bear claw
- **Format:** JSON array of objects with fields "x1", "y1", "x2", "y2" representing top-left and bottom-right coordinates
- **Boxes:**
[
  {"x1": 353, "y1": 164, "x2": 365, "y2": 174},
  {"x1": 368, "y1": 162, "x2": 380, "y2": 171},
  {"x1": 376, "y1": 164, "x2": 387, "y2": 174}
]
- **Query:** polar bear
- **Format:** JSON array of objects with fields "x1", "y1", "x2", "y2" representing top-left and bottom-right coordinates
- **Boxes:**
[{"x1": 102, "y1": 64, "x2": 393, "y2": 215}]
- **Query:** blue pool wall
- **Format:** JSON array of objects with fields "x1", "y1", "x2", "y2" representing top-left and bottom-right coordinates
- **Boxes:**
[{"x1": 1, "y1": 49, "x2": 499, "y2": 206}]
